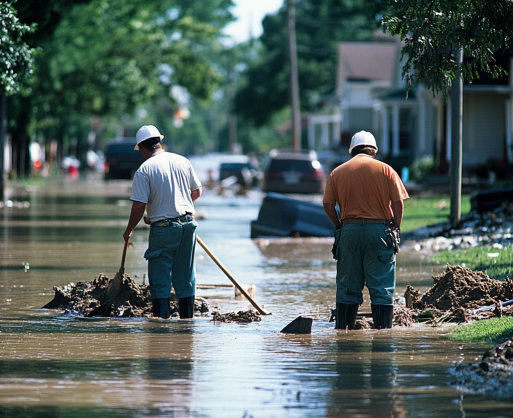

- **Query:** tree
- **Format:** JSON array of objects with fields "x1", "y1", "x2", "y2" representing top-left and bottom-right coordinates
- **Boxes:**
[
  {"x1": 235, "y1": 0, "x2": 376, "y2": 129},
  {"x1": 382, "y1": 0, "x2": 513, "y2": 94},
  {"x1": 0, "y1": 0, "x2": 35, "y2": 198},
  {"x1": 12, "y1": 0, "x2": 234, "y2": 175},
  {"x1": 382, "y1": 0, "x2": 513, "y2": 225},
  {"x1": 11, "y1": 0, "x2": 93, "y2": 178}
]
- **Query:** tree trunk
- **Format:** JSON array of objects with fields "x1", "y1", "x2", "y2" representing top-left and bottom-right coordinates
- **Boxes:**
[{"x1": 12, "y1": 98, "x2": 31, "y2": 179}]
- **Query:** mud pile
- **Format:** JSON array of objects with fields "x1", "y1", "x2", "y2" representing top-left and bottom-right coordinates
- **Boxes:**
[
  {"x1": 405, "y1": 264, "x2": 513, "y2": 312},
  {"x1": 211, "y1": 310, "x2": 261, "y2": 323},
  {"x1": 450, "y1": 340, "x2": 513, "y2": 395},
  {"x1": 43, "y1": 274, "x2": 209, "y2": 318}
]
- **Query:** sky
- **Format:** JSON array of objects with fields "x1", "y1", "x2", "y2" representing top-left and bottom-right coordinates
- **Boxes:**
[{"x1": 222, "y1": 0, "x2": 284, "y2": 44}]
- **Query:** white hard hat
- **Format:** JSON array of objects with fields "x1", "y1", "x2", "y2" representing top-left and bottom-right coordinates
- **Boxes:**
[
  {"x1": 134, "y1": 125, "x2": 164, "y2": 150},
  {"x1": 349, "y1": 131, "x2": 378, "y2": 154}
]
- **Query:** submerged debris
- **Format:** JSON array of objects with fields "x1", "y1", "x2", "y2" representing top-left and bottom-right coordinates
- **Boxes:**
[
  {"x1": 404, "y1": 201, "x2": 513, "y2": 252},
  {"x1": 451, "y1": 340, "x2": 513, "y2": 395},
  {"x1": 43, "y1": 273, "x2": 209, "y2": 318},
  {"x1": 211, "y1": 310, "x2": 261, "y2": 323},
  {"x1": 393, "y1": 306, "x2": 415, "y2": 327}
]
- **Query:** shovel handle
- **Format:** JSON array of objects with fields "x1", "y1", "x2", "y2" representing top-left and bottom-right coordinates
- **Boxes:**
[
  {"x1": 196, "y1": 235, "x2": 271, "y2": 316},
  {"x1": 120, "y1": 239, "x2": 129, "y2": 274}
]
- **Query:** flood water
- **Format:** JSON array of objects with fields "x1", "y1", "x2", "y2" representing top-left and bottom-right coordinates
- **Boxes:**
[{"x1": 1, "y1": 176, "x2": 511, "y2": 418}]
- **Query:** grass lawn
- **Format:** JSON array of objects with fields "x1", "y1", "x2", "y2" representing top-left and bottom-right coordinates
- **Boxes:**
[
  {"x1": 401, "y1": 194, "x2": 471, "y2": 233},
  {"x1": 431, "y1": 245, "x2": 513, "y2": 281},
  {"x1": 450, "y1": 317, "x2": 513, "y2": 343}
]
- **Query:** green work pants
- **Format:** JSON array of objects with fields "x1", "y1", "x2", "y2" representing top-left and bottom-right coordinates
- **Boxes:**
[{"x1": 336, "y1": 223, "x2": 395, "y2": 305}]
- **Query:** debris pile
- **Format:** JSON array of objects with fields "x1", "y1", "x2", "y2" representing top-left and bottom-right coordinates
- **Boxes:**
[
  {"x1": 404, "y1": 202, "x2": 513, "y2": 252},
  {"x1": 211, "y1": 310, "x2": 261, "y2": 323},
  {"x1": 43, "y1": 274, "x2": 209, "y2": 318},
  {"x1": 451, "y1": 340, "x2": 513, "y2": 395},
  {"x1": 407, "y1": 264, "x2": 513, "y2": 311},
  {"x1": 393, "y1": 306, "x2": 416, "y2": 327}
]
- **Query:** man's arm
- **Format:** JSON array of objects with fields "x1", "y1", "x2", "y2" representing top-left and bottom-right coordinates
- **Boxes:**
[
  {"x1": 191, "y1": 186, "x2": 202, "y2": 202},
  {"x1": 323, "y1": 203, "x2": 341, "y2": 229},
  {"x1": 123, "y1": 201, "x2": 146, "y2": 241},
  {"x1": 391, "y1": 200, "x2": 404, "y2": 228}
]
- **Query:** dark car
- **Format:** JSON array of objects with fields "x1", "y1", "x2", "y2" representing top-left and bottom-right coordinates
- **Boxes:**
[
  {"x1": 104, "y1": 139, "x2": 144, "y2": 180},
  {"x1": 261, "y1": 151, "x2": 326, "y2": 194},
  {"x1": 219, "y1": 161, "x2": 259, "y2": 187}
]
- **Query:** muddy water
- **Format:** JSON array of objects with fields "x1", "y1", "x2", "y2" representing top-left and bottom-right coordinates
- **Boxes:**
[{"x1": 1, "y1": 176, "x2": 511, "y2": 417}]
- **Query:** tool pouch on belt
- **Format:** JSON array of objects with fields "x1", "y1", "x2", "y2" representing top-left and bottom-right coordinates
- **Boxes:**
[
  {"x1": 386, "y1": 223, "x2": 400, "y2": 254},
  {"x1": 332, "y1": 228, "x2": 342, "y2": 260}
]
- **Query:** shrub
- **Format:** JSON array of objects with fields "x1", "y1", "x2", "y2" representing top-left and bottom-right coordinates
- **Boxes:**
[{"x1": 409, "y1": 155, "x2": 434, "y2": 181}]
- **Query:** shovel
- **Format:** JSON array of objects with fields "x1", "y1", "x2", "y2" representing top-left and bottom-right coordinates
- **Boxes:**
[
  {"x1": 473, "y1": 299, "x2": 513, "y2": 312},
  {"x1": 105, "y1": 239, "x2": 129, "y2": 301},
  {"x1": 196, "y1": 235, "x2": 271, "y2": 316}
]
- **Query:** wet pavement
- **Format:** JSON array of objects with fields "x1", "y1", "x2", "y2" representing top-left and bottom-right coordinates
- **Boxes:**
[{"x1": 1, "y1": 175, "x2": 512, "y2": 417}]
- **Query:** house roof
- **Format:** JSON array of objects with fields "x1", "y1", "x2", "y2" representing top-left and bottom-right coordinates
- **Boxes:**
[{"x1": 338, "y1": 42, "x2": 398, "y2": 83}]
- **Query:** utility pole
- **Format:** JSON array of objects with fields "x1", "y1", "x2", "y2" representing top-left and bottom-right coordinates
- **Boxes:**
[
  {"x1": 287, "y1": 0, "x2": 301, "y2": 151},
  {"x1": 228, "y1": 48, "x2": 238, "y2": 154},
  {"x1": 450, "y1": 47, "x2": 463, "y2": 227}
]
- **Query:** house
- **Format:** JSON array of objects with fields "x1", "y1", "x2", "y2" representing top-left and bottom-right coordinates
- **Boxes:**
[{"x1": 308, "y1": 32, "x2": 513, "y2": 177}]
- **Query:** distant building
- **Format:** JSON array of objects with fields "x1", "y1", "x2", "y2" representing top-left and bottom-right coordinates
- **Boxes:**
[{"x1": 308, "y1": 32, "x2": 513, "y2": 176}]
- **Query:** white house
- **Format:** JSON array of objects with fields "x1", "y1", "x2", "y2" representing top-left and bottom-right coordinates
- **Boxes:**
[{"x1": 308, "y1": 32, "x2": 513, "y2": 175}]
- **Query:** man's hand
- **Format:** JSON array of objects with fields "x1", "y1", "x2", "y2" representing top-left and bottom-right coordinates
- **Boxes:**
[
  {"x1": 123, "y1": 230, "x2": 133, "y2": 242},
  {"x1": 123, "y1": 201, "x2": 146, "y2": 242},
  {"x1": 323, "y1": 203, "x2": 341, "y2": 229}
]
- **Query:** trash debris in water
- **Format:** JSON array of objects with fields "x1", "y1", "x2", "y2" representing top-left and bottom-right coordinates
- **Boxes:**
[
  {"x1": 450, "y1": 340, "x2": 513, "y2": 396},
  {"x1": 211, "y1": 310, "x2": 261, "y2": 323},
  {"x1": 42, "y1": 274, "x2": 209, "y2": 318}
]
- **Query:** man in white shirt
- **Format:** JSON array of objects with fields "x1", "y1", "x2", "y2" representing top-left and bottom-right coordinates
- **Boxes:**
[{"x1": 123, "y1": 125, "x2": 202, "y2": 319}]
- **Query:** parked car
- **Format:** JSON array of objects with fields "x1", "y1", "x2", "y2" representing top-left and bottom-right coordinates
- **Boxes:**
[
  {"x1": 261, "y1": 150, "x2": 326, "y2": 194},
  {"x1": 104, "y1": 138, "x2": 144, "y2": 180},
  {"x1": 219, "y1": 160, "x2": 259, "y2": 188}
]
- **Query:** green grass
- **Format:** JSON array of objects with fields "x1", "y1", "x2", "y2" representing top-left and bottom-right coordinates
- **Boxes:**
[
  {"x1": 431, "y1": 245, "x2": 513, "y2": 281},
  {"x1": 450, "y1": 317, "x2": 513, "y2": 343},
  {"x1": 401, "y1": 194, "x2": 471, "y2": 232}
]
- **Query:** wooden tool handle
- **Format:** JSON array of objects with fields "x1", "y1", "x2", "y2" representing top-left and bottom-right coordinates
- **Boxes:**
[
  {"x1": 196, "y1": 235, "x2": 270, "y2": 316},
  {"x1": 120, "y1": 239, "x2": 129, "y2": 274}
]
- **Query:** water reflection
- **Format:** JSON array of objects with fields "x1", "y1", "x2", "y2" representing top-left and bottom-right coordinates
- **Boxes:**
[{"x1": 1, "y1": 178, "x2": 513, "y2": 417}]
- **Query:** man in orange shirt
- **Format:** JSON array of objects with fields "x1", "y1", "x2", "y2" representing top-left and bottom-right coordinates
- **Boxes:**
[{"x1": 323, "y1": 131, "x2": 409, "y2": 330}]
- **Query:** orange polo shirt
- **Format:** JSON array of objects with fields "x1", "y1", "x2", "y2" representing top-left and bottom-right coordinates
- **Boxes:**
[{"x1": 323, "y1": 154, "x2": 409, "y2": 221}]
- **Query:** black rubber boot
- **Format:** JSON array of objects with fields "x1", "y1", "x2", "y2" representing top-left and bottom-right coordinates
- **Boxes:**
[
  {"x1": 371, "y1": 304, "x2": 393, "y2": 329},
  {"x1": 152, "y1": 298, "x2": 170, "y2": 319},
  {"x1": 178, "y1": 296, "x2": 195, "y2": 319},
  {"x1": 335, "y1": 303, "x2": 359, "y2": 330}
]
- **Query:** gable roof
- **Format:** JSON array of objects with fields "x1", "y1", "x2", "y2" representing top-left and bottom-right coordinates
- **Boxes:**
[{"x1": 338, "y1": 42, "x2": 398, "y2": 83}]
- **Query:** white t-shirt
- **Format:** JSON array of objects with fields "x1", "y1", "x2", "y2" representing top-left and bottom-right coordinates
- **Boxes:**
[{"x1": 130, "y1": 151, "x2": 202, "y2": 222}]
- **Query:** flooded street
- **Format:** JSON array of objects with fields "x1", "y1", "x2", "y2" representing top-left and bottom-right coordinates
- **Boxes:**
[{"x1": 1, "y1": 176, "x2": 511, "y2": 417}]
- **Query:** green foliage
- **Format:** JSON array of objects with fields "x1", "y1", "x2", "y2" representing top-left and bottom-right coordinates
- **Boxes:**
[
  {"x1": 382, "y1": 0, "x2": 513, "y2": 95},
  {"x1": 235, "y1": 0, "x2": 376, "y2": 127},
  {"x1": 432, "y1": 245, "x2": 513, "y2": 281},
  {"x1": 409, "y1": 155, "x2": 435, "y2": 181},
  {"x1": 0, "y1": 1, "x2": 35, "y2": 95},
  {"x1": 401, "y1": 194, "x2": 471, "y2": 232},
  {"x1": 451, "y1": 317, "x2": 513, "y2": 343},
  {"x1": 35, "y1": 0, "x2": 233, "y2": 118}
]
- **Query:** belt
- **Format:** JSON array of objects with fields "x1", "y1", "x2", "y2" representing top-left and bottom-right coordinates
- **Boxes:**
[
  {"x1": 151, "y1": 215, "x2": 194, "y2": 227},
  {"x1": 342, "y1": 218, "x2": 388, "y2": 225}
]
